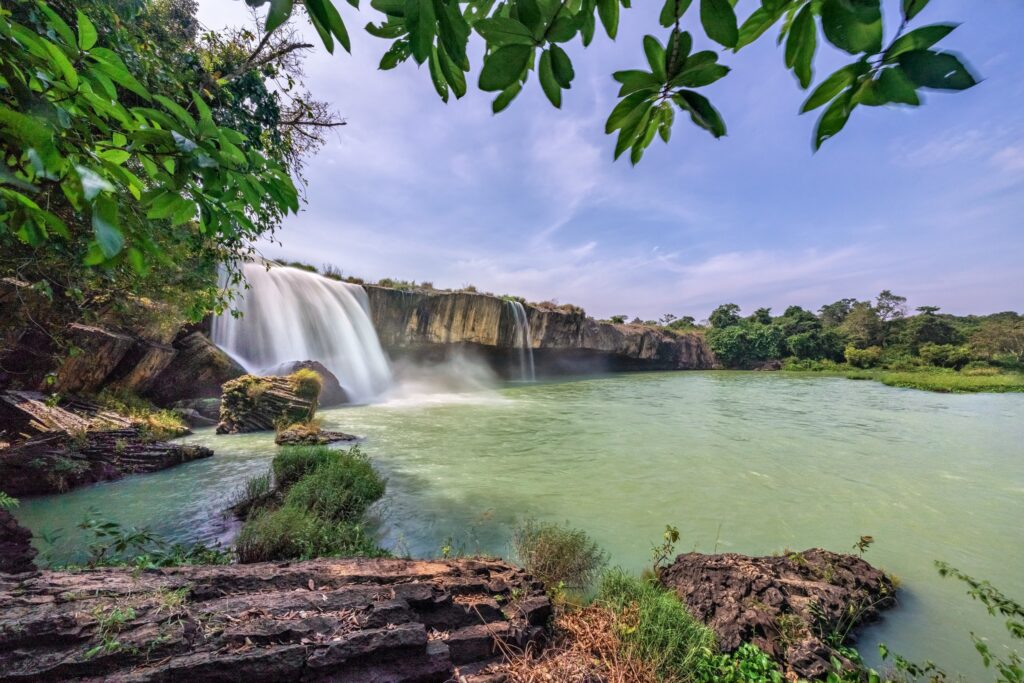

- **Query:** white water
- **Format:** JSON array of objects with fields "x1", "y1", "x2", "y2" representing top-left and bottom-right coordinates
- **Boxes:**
[
  {"x1": 508, "y1": 301, "x2": 535, "y2": 382},
  {"x1": 211, "y1": 263, "x2": 392, "y2": 403}
]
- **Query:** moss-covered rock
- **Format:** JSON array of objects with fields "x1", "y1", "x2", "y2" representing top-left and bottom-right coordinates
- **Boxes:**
[{"x1": 216, "y1": 372, "x2": 321, "y2": 434}]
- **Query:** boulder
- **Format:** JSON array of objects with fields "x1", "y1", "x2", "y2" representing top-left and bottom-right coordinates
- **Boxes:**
[
  {"x1": 217, "y1": 375, "x2": 318, "y2": 434},
  {"x1": 0, "y1": 390, "x2": 132, "y2": 444},
  {"x1": 0, "y1": 428, "x2": 213, "y2": 497},
  {"x1": 274, "y1": 424, "x2": 359, "y2": 446},
  {"x1": 0, "y1": 509, "x2": 36, "y2": 575},
  {"x1": 0, "y1": 557, "x2": 551, "y2": 681},
  {"x1": 268, "y1": 360, "x2": 349, "y2": 407},
  {"x1": 146, "y1": 332, "x2": 246, "y2": 406},
  {"x1": 659, "y1": 549, "x2": 897, "y2": 680},
  {"x1": 173, "y1": 398, "x2": 221, "y2": 421}
]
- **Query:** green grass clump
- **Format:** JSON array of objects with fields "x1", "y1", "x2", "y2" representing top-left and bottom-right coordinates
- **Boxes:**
[
  {"x1": 284, "y1": 449, "x2": 385, "y2": 521},
  {"x1": 597, "y1": 569, "x2": 717, "y2": 678},
  {"x1": 289, "y1": 368, "x2": 323, "y2": 402},
  {"x1": 513, "y1": 519, "x2": 608, "y2": 592},
  {"x1": 875, "y1": 370, "x2": 1024, "y2": 393},
  {"x1": 235, "y1": 505, "x2": 383, "y2": 563},
  {"x1": 272, "y1": 444, "x2": 337, "y2": 488}
]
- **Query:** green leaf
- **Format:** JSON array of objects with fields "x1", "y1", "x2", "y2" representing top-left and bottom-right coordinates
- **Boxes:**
[
  {"x1": 613, "y1": 69, "x2": 661, "y2": 97},
  {"x1": 75, "y1": 165, "x2": 113, "y2": 201},
  {"x1": 99, "y1": 149, "x2": 131, "y2": 165},
  {"x1": 898, "y1": 49, "x2": 977, "y2": 90},
  {"x1": 674, "y1": 63, "x2": 729, "y2": 87},
  {"x1": 736, "y1": 5, "x2": 783, "y2": 50},
  {"x1": 674, "y1": 89, "x2": 726, "y2": 137},
  {"x1": 884, "y1": 23, "x2": 956, "y2": 62},
  {"x1": 659, "y1": 0, "x2": 693, "y2": 28},
  {"x1": 516, "y1": 0, "x2": 543, "y2": 33},
  {"x1": 437, "y1": 47, "x2": 467, "y2": 98},
  {"x1": 76, "y1": 10, "x2": 98, "y2": 50},
  {"x1": 597, "y1": 0, "x2": 619, "y2": 39},
  {"x1": 665, "y1": 29, "x2": 692, "y2": 78},
  {"x1": 614, "y1": 102, "x2": 653, "y2": 159},
  {"x1": 644, "y1": 35, "x2": 667, "y2": 82},
  {"x1": 820, "y1": 0, "x2": 882, "y2": 55},
  {"x1": 902, "y1": 0, "x2": 929, "y2": 22},
  {"x1": 785, "y1": 3, "x2": 816, "y2": 89},
  {"x1": 37, "y1": 3, "x2": 77, "y2": 49},
  {"x1": 492, "y1": 83, "x2": 523, "y2": 112},
  {"x1": 405, "y1": 0, "x2": 436, "y2": 63},
  {"x1": 370, "y1": 0, "x2": 406, "y2": 16},
  {"x1": 479, "y1": 44, "x2": 533, "y2": 91},
  {"x1": 547, "y1": 16, "x2": 577, "y2": 42},
  {"x1": 658, "y1": 102, "x2": 674, "y2": 142},
  {"x1": 43, "y1": 40, "x2": 78, "y2": 89},
  {"x1": 154, "y1": 95, "x2": 197, "y2": 132},
  {"x1": 428, "y1": 46, "x2": 450, "y2": 102},
  {"x1": 379, "y1": 41, "x2": 410, "y2": 69},
  {"x1": 320, "y1": 0, "x2": 352, "y2": 52},
  {"x1": 91, "y1": 196, "x2": 124, "y2": 258},
  {"x1": 90, "y1": 50, "x2": 151, "y2": 100},
  {"x1": 801, "y1": 61, "x2": 866, "y2": 112},
  {"x1": 474, "y1": 17, "x2": 536, "y2": 46},
  {"x1": 549, "y1": 44, "x2": 574, "y2": 88},
  {"x1": 127, "y1": 248, "x2": 148, "y2": 276},
  {"x1": 538, "y1": 49, "x2": 561, "y2": 107},
  {"x1": 606, "y1": 91, "x2": 653, "y2": 133},
  {"x1": 266, "y1": 0, "x2": 294, "y2": 33},
  {"x1": 814, "y1": 87, "x2": 854, "y2": 149},
  {"x1": 873, "y1": 66, "x2": 921, "y2": 105},
  {"x1": 700, "y1": 0, "x2": 738, "y2": 48}
]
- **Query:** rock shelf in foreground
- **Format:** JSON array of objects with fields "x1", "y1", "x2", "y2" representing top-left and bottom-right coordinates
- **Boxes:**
[{"x1": 0, "y1": 557, "x2": 551, "y2": 682}]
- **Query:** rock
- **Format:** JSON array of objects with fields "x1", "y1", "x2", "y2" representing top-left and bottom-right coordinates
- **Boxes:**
[
  {"x1": 0, "y1": 557, "x2": 552, "y2": 682},
  {"x1": 0, "y1": 509, "x2": 36, "y2": 575},
  {"x1": 267, "y1": 360, "x2": 348, "y2": 407},
  {"x1": 50, "y1": 324, "x2": 138, "y2": 394},
  {"x1": 274, "y1": 424, "x2": 358, "y2": 446},
  {"x1": 659, "y1": 549, "x2": 897, "y2": 680},
  {"x1": 363, "y1": 285, "x2": 715, "y2": 375},
  {"x1": 176, "y1": 408, "x2": 218, "y2": 428},
  {"x1": 146, "y1": 332, "x2": 246, "y2": 406},
  {"x1": 0, "y1": 390, "x2": 132, "y2": 444},
  {"x1": 0, "y1": 428, "x2": 213, "y2": 497},
  {"x1": 173, "y1": 398, "x2": 221, "y2": 421},
  {"x1": 217, "y1": 375, "x2": 319, "y2": 434}
]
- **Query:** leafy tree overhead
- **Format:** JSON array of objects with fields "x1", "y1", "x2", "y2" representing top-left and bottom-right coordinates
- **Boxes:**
[
  {"x1": 248, "y1": 0, "x2": 977, "y2": 163},
  {"x1": 709, "y1": 303, "x2": 742, "y2": 328}
]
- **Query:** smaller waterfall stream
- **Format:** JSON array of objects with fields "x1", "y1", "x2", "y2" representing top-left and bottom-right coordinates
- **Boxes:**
[
  {"x1": 211, "y1": 263, "x2": 392, "y2": 403},
  {"x1": 507, "y1": 301, "x2": 536, "y2": 382}
]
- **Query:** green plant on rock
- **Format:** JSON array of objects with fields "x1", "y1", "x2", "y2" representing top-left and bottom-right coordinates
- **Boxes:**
[
  {"x1": 235, "y1": 505, "x2": 384, "y2": 563},
  {"x1": 694, "y1": 642, "x2": 784, "y2": 683},
  {"x1": 85, "y1": 605, "x2": 137, "y2": 659},
  {"x1": 289, "y1": 368, "x2": 323, "y2": 404},
  {"x1": 512, "y1": 519, "x2": 608, "y2": 592},
  {"x1": 283, "y1": 448, "x2": 385, "y2": 521},
  {"x1": 650, "y1": 524, "x2": 681, "y2": 578},
  {"x1": 272, "y1": 444, "x2": 338, "y2": 489}
]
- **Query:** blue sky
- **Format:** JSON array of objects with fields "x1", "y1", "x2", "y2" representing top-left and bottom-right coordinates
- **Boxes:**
[{"x1": 198, "y1": 0, "x2": 1023, "y2": 320}]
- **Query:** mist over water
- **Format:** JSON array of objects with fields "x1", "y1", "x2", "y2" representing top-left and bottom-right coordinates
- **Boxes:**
[{"x1": 211, "y1": 263, "x2": 392, "y2": 402}]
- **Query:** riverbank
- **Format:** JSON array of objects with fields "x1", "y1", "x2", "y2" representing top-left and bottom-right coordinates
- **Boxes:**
[{"x1": 780, "y1": 366, "x2": 1024, "y2": 393}]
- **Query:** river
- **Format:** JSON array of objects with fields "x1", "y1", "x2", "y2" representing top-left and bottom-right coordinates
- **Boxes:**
[{"x1": 15, "y1": 372, "x2": 1024, "y2": 678}]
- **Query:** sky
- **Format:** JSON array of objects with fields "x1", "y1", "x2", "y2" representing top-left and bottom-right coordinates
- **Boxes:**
[{"x1": 197, "y1": 0, "x2": 1023, "y2": 321}]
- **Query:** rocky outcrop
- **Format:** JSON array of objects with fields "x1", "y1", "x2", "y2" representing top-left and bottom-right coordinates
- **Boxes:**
[
  {"x1": 364, "y1": 286, "x2": 714, "y2": 374},
  {"x1": 659, "y1": 549, "x2": 897, "y2": 680},
  {"x1": 274, "y1": 424, "x2": 358, "y2": 446},
  {"x1": 0, "y1": 390, "x2": 132, "y2": 444},
  {"x1": 217, "y1": 375, "x2": 318, "y2": 434},
  {"x1": 0, "y1": 509, "x2": 36, "y2": 575},
  {"x1": 0, "y1": 428, "x2": 213, "y2": 497},
  {"x1": 268, "y1": 360, "x2": 348, "y2": 407},
  {"x1": 147, "y1": 331, "x2": 246, "y2": 406},
  {"x1": 0, "y1": 557, "x2": 552, "y2": 682}
]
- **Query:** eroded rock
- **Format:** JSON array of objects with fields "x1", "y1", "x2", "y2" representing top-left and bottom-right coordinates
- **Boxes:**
[
  {"x1": 147, "y1": 332, "x2": 246, "y2": 406},
  {"x1": 0, "y1": 557, "x2": 551, "y2": 682},
  {"x1": 659, "y1": 549, "x2": 897, "y2": 680},
  {"x1": 217, "y1": 375, "x2": 319, "y2": 435},
  {"x1": 268, "y1": 360, "x2": 349, "y2": 407},
  {"x1": 0, "y1": 509, "x2": 36, "y2": 575}
]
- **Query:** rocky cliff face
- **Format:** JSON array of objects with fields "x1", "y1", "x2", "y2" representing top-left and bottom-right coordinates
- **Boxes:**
[{"x1": 364, "y1": 286, "x2": 715, "y2": 374}]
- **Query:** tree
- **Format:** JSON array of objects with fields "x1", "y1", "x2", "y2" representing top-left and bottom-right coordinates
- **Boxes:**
[
  {"x1": 709, "y1": 303, "x2": 741, "y2": 329},
  {"x1": 875, "y1": 290, "x2": 907, "y2": 323},
  {"x1": 900, "y1": 306, "x2": 960, "y2": 352},
  {"x1": 970, "y1": 316, "x2": 1024, "y2": 364},
  {"x1": 777, "y1": 305, "x2": 820, "y2": 338},
  {"x1": 707, "y1": 322, "x2": 783, "y2": 368},
  {"x1": 786, "y1": 329, "x2": 844, "y2": 361},
  {"x1": 659, "y1": 313, "x2": 677, "y2": 325},
  {"x1": 749, "y1": 307, "x2": 773, "y2": 325},
  {"x1": 247, "y1": 0, "x2": 976, "y2": 164},
  {"x1": 839, "y1": 301, "x2": 882, "y2": 349},
  {"x1": 819, "y1": 298, "x2": 856, "y2": 328},
  {"x1": 609, "y1": 315, "x2": 628, "y2": 324}
]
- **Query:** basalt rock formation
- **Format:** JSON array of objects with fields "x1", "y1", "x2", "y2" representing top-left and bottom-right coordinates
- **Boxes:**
[
  {"x1": 659, "y1": 549, "x2": 897, "y2": 680},
  {"x1": 0, "y1": 428, "x2": 213, "y2": 497},
  {"x1": 0, "y1": 509, "x2": 36, "y2": 575},
  {"x1": 364, "y1": 286, "x2": 715, "y2": 375},
  {"x1": 217, "y1": 375, "x2": 318, "y2": 434},
  {"x1": 0, "y1": 557, "x2": 552, "y2": 682},
  {"x1": 268, "y1": 360, "x2": 349, "y2": 407},
  {"x1": 147, "y1": 331, "x2": 246, "y2": 406}
]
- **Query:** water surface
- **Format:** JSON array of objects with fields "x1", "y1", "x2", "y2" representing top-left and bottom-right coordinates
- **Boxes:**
[{"x1": 16, "y1": 372, "x2": 1024, "y2": 678}]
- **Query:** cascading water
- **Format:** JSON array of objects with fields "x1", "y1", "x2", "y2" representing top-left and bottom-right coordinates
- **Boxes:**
[
  {"x1": 211, "y1": 262, "x2": 392, "y2": 403},
  {"x1": 507, "y1": 301, "x2": 536, "y2": 382}
]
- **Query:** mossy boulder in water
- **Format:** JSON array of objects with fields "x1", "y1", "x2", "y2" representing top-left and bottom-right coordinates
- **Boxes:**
[{"x1": 216, "y1": 372, "x2": 322, "y2": 434}]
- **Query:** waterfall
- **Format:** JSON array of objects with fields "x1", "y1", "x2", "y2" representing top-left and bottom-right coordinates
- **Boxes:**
[
  {"x1": 507, "y1": 301, "x2": 536, "y2": 382},
  {"x1": 211, "y1": 262, "x2": 392, "y2": 403}
]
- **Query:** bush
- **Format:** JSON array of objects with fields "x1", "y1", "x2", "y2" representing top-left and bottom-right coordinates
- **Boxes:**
[
  {"x1": 512, "y1": 520, "x2": 608, "y2": 591},
  {"x1": 781, "y1": 358, "x2": 840, "y2": 372},
  {"x1": 694, "y1": 643, "x2": 784, "y2": 683},
  {"x1": 919, "y1": 343, "x2": 972, "y2": 370},
  {"x1": 597, "y1": 570, "x2": 717, "y2": 678},
  {"x1": 235, "y1": 505, "x2": 383, "y2": 563},
  {"x1": 289, "y1": 369, "x2": 323, "y2": 402},
  {"x1": 844, "y1": 345, "x2": 882, "y2": 368},
  {"x1": 272, "y1": 445, "x2": 337, "y2": 489},
  {"x1": 284, "y1": 448, "x2": 385, "y2": 521}
]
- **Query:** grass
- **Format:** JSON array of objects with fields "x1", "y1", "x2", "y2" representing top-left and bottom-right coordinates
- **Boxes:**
[
  {"x1": 513, "y1": 519, "x2": 608, "y2": 592},
  {"x1": 289, "y1": 368, "x2": 323, "y2": 402},
  {"x1": 96, "y1": 388, "x2": 189, "y2": 440},
  {"x1": 780, "y1": 366, "x2": 1024, "y2": 393},
  {"x1": 237, "y1": 445, "x2": 387, "y2": 563}
]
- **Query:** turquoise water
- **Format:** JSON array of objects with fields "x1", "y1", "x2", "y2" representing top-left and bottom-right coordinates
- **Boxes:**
[{"x1": 15, "y1": 372, "x2": 1024, "y2": 678}]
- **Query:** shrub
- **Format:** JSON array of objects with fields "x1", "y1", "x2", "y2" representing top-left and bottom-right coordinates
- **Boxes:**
[
  {"x1": 284, "y1": 448, "x2": 385, "y2": 521},
  {"x1": 232, "y1": 472, "x2": 271, "y2": 510},
  {"x1": 844, "y1": 345, "x2": 882, "y2": 368},
  {"x1": 289, "y1": 369, "x2": 323, "y2": 402},
  {"x1": 272, "y1": 445, "x2": 337, "y2": 489},
  {"x1": 235, "y1": 505, "x2": 383, "y2": 563},
  {"x1": 694, "y1": 643, "x2": 784, "y2": 683},
  {"x1": 512, "y1": 520, "x2": 608, "y2": 591},
  {"x1": 919, "y1": 343, "x2": 972, "y2": 370},
  {"x1": 597, "y1": 569, "x2": 717, "y2": 678}
]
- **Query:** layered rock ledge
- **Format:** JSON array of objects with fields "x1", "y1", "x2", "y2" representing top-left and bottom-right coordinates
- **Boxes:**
[
  {"x1": 0, "y1": 557, "x2": 551, "y2": 682},
  {"x1": 660, "y1": 548, "x2": 897, "y2": 679},
  {"x1": 365, "y1": 286, "x2": 715, "y2": 374}
]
